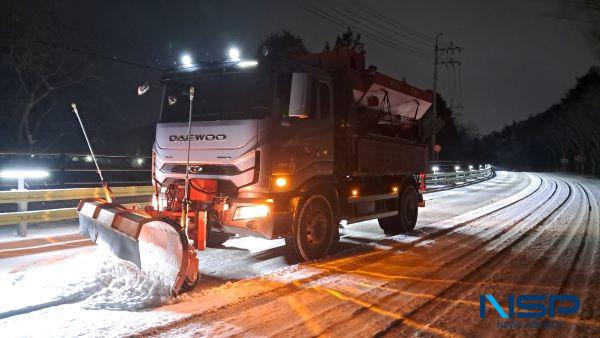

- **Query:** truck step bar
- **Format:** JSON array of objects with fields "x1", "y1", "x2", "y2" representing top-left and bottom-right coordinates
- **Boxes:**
[
  {"x1": 346, "y1": 210, "x2": 398, "y2": 225},
  {"x1": 347, "y1": 192, "x2": 398, "y2": 203}
]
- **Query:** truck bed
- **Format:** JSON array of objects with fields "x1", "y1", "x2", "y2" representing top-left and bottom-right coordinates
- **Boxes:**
[{"x1": 353, "y1": 133, "x2": 428, "y2": 176}]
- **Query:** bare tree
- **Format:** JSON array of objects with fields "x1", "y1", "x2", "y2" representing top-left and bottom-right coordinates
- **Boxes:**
[{"x1": 1, "y1": 2, "x2": 99, "y2": 152}]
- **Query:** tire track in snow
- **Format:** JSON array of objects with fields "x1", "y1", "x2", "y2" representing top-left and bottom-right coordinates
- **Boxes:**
[
  {"x1": 389, "y1": 177, "x2": 579, "y2": 337},
  {"x1": 538, "y1": 180, "x2": 600, "y2": 338},
  {"x1": 376, "y1": 176, "x2": 571, "y2": 336},
  {"x1": 383, "y1": 177, "x2": 599, "y2": 337}
]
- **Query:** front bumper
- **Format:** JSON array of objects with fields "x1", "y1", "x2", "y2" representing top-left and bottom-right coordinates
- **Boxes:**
[{"x1": 220, "y1": 198, "x2": 293, "y2": 239}]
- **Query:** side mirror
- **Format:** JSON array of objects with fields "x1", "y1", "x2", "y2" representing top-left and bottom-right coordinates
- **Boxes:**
[
  {"x1": 288, "y1": 73, "x2": 310, "y2": 119},
  {"x1": 137, "y1": 82, "x2": 150, "y2": 96}
]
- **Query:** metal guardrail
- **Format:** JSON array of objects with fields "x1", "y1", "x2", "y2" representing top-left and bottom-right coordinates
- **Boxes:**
[
  {"x1": 0, "y1": 152, "x2": 151, "y2": 189},
  {"x1": 426, "y1": 165, "x2": 493, "y2": 188},
  {"x1": 0, "y1": 203, "x2": 151, "y2": 228},
  {"x1": 0, "y1": 186, "x2": 154, "y2": 204},
  {"x1": 0, "y1": 186, "x2": 153, "y2": 231},
  {"x1": 0, "y1": 164, "x2": 493, "y2": 234}
]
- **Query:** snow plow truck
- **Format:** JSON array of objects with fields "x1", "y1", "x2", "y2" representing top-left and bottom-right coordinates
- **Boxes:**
[{"x1": 75, "y1": 49, "x2": 433, "y2": 295}]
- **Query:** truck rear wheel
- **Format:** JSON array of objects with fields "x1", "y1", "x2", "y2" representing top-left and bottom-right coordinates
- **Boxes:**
[
  {"x1": 378, "y1": 184, "x2": 418, "y2": 235},
  {"x1": 286, "y1": 194, "x2": 335, "y2": 261}
]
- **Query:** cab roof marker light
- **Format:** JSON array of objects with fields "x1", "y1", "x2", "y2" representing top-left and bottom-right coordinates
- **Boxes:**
[
  {"x1": 181, "y1": 53, "x2": 193, "y2": 67},
  {"x1": 228, "y1": 47, "x2": 241, "y2": 61}
]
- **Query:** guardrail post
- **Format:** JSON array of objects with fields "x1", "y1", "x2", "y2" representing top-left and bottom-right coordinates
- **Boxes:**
[{"x1": 17, "y1": 177, "x2": 27, "y2": 237}]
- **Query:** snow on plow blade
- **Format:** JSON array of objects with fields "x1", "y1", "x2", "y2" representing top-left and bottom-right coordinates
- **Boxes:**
[{"x1": 76, "y1": 199, "x2": 199, "y2": 296}]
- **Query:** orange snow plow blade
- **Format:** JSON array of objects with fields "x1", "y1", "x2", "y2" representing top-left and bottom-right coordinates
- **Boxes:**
[{"x1": 76, "y1": 199, "x2": 199, "y2": 295}]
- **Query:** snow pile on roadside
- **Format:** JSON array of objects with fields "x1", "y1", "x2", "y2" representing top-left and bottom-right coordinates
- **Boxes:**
[
  {"x1": 0, "y1": 249, "x2": 173, "y2": 317},
  {"x1": 81, "y1": 251, "x2": 173, "y2": 310}
]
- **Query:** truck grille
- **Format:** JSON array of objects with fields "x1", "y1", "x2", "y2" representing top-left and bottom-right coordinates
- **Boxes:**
[{"x1": 163, "y1": 164, "x2": 242, "y2": 176}]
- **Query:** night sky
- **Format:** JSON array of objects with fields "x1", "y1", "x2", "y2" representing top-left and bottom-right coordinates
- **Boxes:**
[{"x1": 61, "y1": 0, "x2": 597, "y2": 134}]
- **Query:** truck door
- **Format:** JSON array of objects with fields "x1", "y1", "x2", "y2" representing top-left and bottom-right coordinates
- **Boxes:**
[{"x1": 272, "y1": 72, "x2": 335, "y2": 192}]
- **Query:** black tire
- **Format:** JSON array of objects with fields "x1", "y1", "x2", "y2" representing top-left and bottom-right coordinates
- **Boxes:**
[
  {"x1": 286, "y1": 194, "x2": 335, "y2": 261},
  {"x1": 378, "y1": 184, "x2": 419, "y2": 235}
]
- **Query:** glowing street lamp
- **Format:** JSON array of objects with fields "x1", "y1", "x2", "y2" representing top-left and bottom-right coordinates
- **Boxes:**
[
  {"x1": 0, "y1": 170, "x2": 49, "y2": 179},
  {"x1": 431, "y1": 166, "x2": 439, "y2": 174}
]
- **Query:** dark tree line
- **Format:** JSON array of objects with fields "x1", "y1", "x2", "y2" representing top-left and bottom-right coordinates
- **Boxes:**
[{"x1": 480, "y1": 67, "x2": 600, "y2": 175}]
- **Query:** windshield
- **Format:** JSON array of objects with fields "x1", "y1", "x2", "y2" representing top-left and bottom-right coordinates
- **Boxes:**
[{"x1": 160, "y1": 71, "x2": 272, "y2": 122}]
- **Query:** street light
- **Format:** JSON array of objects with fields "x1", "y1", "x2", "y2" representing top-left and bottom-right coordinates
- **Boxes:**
[
  {"x1": 0, "y1": 170, "x2": 49, "y2": 179},
  {"x1": 431, "y1": 166, "x2": 439, "y2": 174},
  {"x1": 454, "y1": 165, "x2": 461, "y2": 172},
  {"x1": 0, "y1": 169, "x2": 50, "y2": 237}
]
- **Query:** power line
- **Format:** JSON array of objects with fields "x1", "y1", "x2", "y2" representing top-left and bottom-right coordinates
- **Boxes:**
[
  {"x1": 307, "y1": 5, "x2": 431, "y2": 59},
  {"x1": 295, "y1": 2, "x2": 431, "y2": 60},
  {"x1": 349, "y1": 1, "x2": 434, "y2": 43},
  {"x1": 326, "y1": 7, "x2": 432, "y2": 57},
  {"x1": 338, "y1": 5, "x2": 434, "y2": 48}
]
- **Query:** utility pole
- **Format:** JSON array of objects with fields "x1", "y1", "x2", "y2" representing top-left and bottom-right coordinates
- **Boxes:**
[
  {"x1": 431, "y1": 34, "x2": 462, "y2": 160},
  {"x1": 431, "y1": 33, "x2": 443, "y2": 159}
]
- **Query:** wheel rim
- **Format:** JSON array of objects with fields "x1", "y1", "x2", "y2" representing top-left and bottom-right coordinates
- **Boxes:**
[
  {"x1": 297, "y1": 195, "x2": 334, "y2": 260},
  {"x1": 305, "y1": 211, "x2": 327, "y2": 246}
]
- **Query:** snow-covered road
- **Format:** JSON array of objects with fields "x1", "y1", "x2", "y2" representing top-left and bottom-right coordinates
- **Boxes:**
[{"x1": 1, "y1": 172, "x2": 599, "y2": 337}]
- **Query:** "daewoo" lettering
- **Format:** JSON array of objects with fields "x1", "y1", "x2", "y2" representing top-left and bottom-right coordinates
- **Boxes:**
[{"x1": 169, "y1": 134, "x2": 227, "y2": 142}]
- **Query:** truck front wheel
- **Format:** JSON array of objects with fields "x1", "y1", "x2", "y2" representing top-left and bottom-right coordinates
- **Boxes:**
[
  {"x1": 378, "y1": 184, "x2": 418, "y2": 235},
  {"x1": 286, "y1": 194, "x2": 335, "y2": 261}
]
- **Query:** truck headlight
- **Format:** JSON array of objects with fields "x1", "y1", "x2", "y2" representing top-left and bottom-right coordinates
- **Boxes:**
[{"x1": 233, "y1": 205, "x2": 269, "y2": 220}]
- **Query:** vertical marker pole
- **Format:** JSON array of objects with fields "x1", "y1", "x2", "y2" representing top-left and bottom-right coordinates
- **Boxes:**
[
  {"x1": 71, "y1": 103, "x2": 113, "y2": 203},
  {"x1": 181, "y1": 87, "x2": 195, "y2": 238}
]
